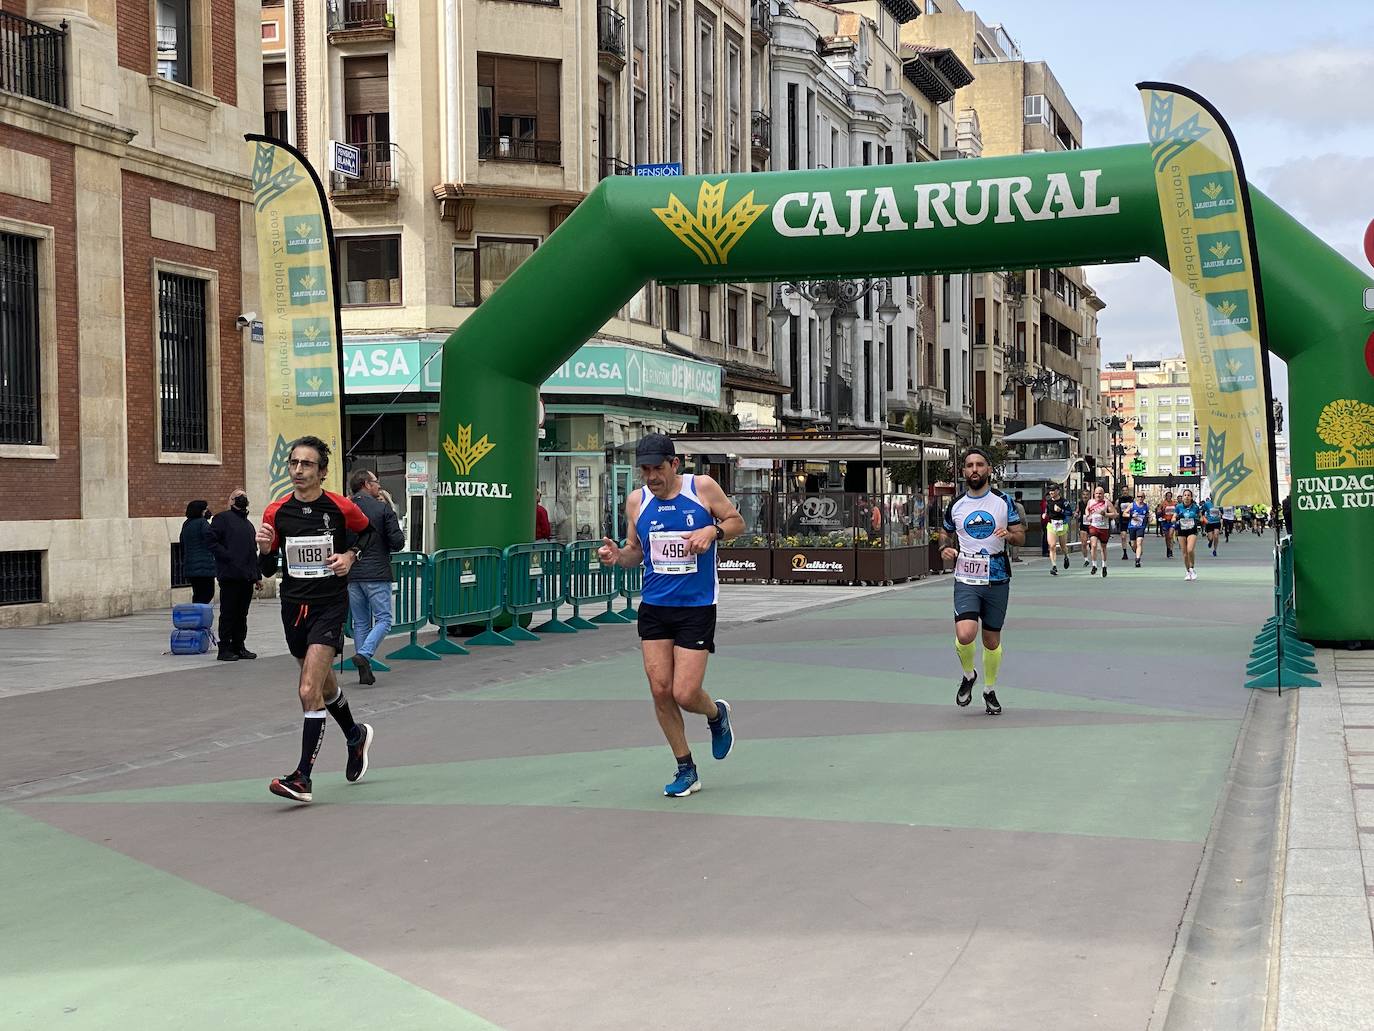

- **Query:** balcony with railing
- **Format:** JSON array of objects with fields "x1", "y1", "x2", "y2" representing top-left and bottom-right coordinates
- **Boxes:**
[
  {"x1": 750, "y1": 110, "x2": 771, "y2": 162},
  {"x1": 599, "y1": 154, "x2": 633, "y2": 180},
  {"x1": 329, "y1": 141, "x2": 399, "y2": 207},
  {"x1": 750, "y1": 0, "x2": 772, "y2": 42},
  {"x1": 0, "y1": 12, "x2": 67, "y2": 108},
  {"x1": 327, "y1": 0, "x2": 394, "y2": 42},
  {"x1": 478, "y1": 134, "x2": 561, "y2": 166},
  {"x1": 597, "y1": 6, "x2": 626, "y2": 72}
]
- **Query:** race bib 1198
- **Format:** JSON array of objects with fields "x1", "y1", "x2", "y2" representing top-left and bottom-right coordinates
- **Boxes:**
[{"x1": 284, "y1": 533, "x2": 333, "y2": 578}]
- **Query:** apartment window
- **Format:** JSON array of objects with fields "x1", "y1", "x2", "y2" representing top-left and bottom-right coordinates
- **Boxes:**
[
  {"x1": 695, "y1": 15, "x2": 715, "y2": 172},
  {"x1": 906, "y1": 328, "x2": 915, "y2": 390},
  {"x1": 942, "y1": 350, "x2": 951, "y2": 404},
  {"x1": 477, "y1": 54, "x2": 562, "y2": 165},
  {"x1": 788, "y1": 314, "x2": 801, "y2": 411},
  {"x1": 263, "y1": 62, "x2": 288, "y2": 142},
  {"x1": 1158, "y1": 412, "x2": 1172, "y2": 423},
  {"x1": 806, "y1": 89, "x2": 815, "y2": 167},
  {"x1": 344, "y1": 56, "x2": 392, "y2": 182},
  {"x1": 698, "y1": 285, "x2": 714, "y2": 340},
  {"x1": 1157, "y1": 465, "x2": 1172, "y2": 475},
  {"x1": 0, "y1": 550, "x2": 43, "y2": 606},
  {"x1": 628, "y1": 283, "x2": 655, "y2": 324},
  {"x1": 666, "y1": 1, "x2": 683, "y2": 164},
  {"x1": 941, "y1": 276, "x2": 950, "y2": 323},
  {"x1": 786, "y1": 83, "x2": 798, "y2": 169},
  {"x1": 339, "y1": 236, "x2": 401, "y2": 307},
  {"x1": 725, "y1": 35, "x2": 742, "y2": 171},
  {"x1": 1160, "y1": 447, "x2": 1174, "y2": 457},
  {"x1": 156, "y1": 0, "x2": 193, "y2": 85},
  {"x1": 726, "y1": 289, "x2": 743, "y2": 348},
  {"x1": 632, "y1": 0, "x2": 648, "y2": 167},
  {"x1": 1137, "y1": 397, "x2": 1148, "y2": 407},
  {"x1": 1157, "y1": 430, "x2": 1171, "y2": 440},
  {"x1": 157, "y1": 271, "x2": 209, "y2": 454},
  {"x1": 453, "y1": 237, "x2": 536, "y2": 306},
  {"x1": 665, "y1": 285, "x2": 682, "y2": 332},
  {"x1": 862, "y1": 141, "x2": 872, "y2": 166},
  {"x1": 1158, "y1": 396, "x2": 1172, "y2": 406},
  {"x1": 1177, "y1": 429, "x2": 1194, "y2": 440},
  {"x1": 751, "y1": 297, "x2": 766, "y2": 353},
  {"x1": 0, "y1": 232, "x2": 41, "y2": 445},
  {"x1": 1177, "y1": 394, "x2": 1190, "y2": 405}
]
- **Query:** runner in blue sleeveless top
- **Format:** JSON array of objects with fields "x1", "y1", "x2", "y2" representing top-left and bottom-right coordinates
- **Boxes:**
[{"x1": 598, "y1": 433, "x2": 745, "y2": 797}]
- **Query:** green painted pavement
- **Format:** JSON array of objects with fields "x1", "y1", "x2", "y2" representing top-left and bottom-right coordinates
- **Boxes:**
[
  {"x1": 0, "y1": 807, "x2": 502, "y2": 1031},
  {"x1": 446, "y1": 653, "x2": 1188, "y2": 715},
  {"x1": 48, "y1": 720, "x2": 1237, "y2": 842}
]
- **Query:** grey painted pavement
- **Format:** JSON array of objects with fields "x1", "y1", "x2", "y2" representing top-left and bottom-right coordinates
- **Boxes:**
[{"x1": 0, "y1": 538, "x2": 1368, "y2": 1029}]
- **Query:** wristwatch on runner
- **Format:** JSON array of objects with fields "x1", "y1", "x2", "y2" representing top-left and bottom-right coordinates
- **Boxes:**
[{"x1": 713, "y1": 524, "x2": 725, "y2": 541}]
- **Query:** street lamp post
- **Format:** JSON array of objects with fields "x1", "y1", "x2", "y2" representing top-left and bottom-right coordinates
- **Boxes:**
[
  {"x1": 1000, "y1": 361, "x2": 1066, "y2": 427},
  {"x1": 770, "y1": 279, "x2": 901, "y2": 486},
  {"x1": 1086, "y1": 403, "x2": 1143, "y2": 496}
]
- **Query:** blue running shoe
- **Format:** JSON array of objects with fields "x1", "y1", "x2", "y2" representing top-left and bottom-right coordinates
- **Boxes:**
[
  {"x1": 708, "y1": 699, "x2": 734, "y2": 760},
  {"x1": 664, "y1": 763, "x2": 700, "y2": 797}
]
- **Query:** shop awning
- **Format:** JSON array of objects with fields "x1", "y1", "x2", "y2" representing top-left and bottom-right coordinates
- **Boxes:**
[{"x1": 670, "y1": 435, "x2": 950, "y2": 462}]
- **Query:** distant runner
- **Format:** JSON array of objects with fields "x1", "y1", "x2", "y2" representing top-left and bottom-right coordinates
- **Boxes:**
[
  {"x1": 1175, "y1": 488, "x2": 1203, "y2": 581},
  {"x1": 1084, "y1": 486, "x2": 1115, "y2": 578},
  {"x1": 941, "y1": 448, "x2": 1024, "y2": 716},
  {"x1": 1117, "y1": 492, "x2": 1134, "y2": 561},
  {"x1": 1222, "y1": 504, "x2": 1237, "y2": 542},
  {"x1": 1203, "y1": 498, "x2": 1223, "y2": 556},
  {"x1": 1127, "y1": 491, "x2": 1151, "y2": 568},
  {"x1": 1159, "y1": 491, "x2": 1177, "y2": 559},
  {"x1": 1077, "y1": 489, "x2": 1092, "y2": 569},
  {"x1": 1044, "y1": 483, "x2": 1071, "y2": 576}
]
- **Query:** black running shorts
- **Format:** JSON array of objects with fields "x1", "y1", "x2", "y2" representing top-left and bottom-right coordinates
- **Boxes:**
[
  {"x1": 953, "y1": 580, "x2": 1011, "y2": 632},
  {"x1": 281, "y1": 598, "x2": 349, "y2": 659},
  {"x1": 638, "y1": 601, "x2": 716, "y2": 653}
]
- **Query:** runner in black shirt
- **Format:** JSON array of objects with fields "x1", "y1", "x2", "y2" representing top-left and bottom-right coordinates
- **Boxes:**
[
  {"x1": 1044, "y1": 483, "x2": 1071, "y2": 575},
  {"x1": 256, "y1": 435, "x2": 377, "y2": 803}
]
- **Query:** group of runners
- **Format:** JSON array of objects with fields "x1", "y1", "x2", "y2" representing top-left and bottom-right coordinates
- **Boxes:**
[
  {"x1": 254, "y1": 434, "x2": 1250, "y2": 803},
  {"x1": 1039, "y1": 484, "x2": 1247, "y2": 580}
]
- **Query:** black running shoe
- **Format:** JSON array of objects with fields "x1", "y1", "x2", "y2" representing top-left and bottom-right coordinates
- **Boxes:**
[
  {"x1": 1102, "y1": 564, "x2": 1108, "y2": 578},
  {"x1": 956, "y1": 669, "x2": 977, "y2": 707},
  {"x1": 1063, "y1": 555, "x2": 1070, "y2": 570},
  {"x1": 983, "y1": 690, "x2": 1002, "y2": 716},
  {"x1": 352, "y1": 653, "x2": 376, "y2": 686},
  {"x1": 269, "y1": 770, "x2": 312, "y2": 803},
  {"x1": 1135, "y1": 558, "x2": 1141, "y2": 568},
  {"x1": 346, "y1": 723, "x2": 374, "y2": 783},
  {"x1": 236, "y1": 646, "x2": 257, "y2": 660},
  {"x1": 1083, "y1": 558, "x2": 1090, "y2": 568},
  {"x1": 1050, "y1": 565, "x2": 1058, "y2": 575}
]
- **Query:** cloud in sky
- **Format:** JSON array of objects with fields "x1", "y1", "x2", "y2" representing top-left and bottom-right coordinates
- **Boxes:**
[
  {"x1": 1252, "y1": 154, "x2": 1374, "y2": 270},
  {"x1": 1164, "y1": 43, "x2": 1374, "y2": 133}
]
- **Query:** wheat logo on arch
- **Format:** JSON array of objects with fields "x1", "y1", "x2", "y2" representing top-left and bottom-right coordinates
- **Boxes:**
[
  {"x1": 653, "y1": 180, "x2": 768, "y2": 265},
  {"x1": 444, "y1": 423, "x2": 496, "y2": 477},
  {"x1": 1316, "y1": 399, "x2": 1374, "y2": 470}
]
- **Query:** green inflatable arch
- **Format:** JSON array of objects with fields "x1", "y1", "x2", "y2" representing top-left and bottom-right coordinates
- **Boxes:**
[{"x1": 434, "y1": 142, "x2": 1374, "y2": 643}]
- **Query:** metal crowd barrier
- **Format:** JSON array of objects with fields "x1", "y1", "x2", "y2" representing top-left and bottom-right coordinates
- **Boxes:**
[
  {"x1": 563, "y1": 540, "x2": 622, "y2": 628},
  {"x1": 502, "y1": 541, "x2": 575, "y2": 639},
  {"x1": 617, "y1": 559, "x2": 643, "y2": 618},
  {"x1": 1246, "y1": 535, "x2": 1318, "y2": 689},
  {"x1": 431, "y1": 547, "x2": 509, "y2": 650},
  {"x1": 384, "y1": 552, "x2": 442, "y2": 660}
]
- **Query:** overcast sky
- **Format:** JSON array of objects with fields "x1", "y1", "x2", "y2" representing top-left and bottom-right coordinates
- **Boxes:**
[{"x1": 966, "y1": 0, "x2": 1374, "y2": 412}]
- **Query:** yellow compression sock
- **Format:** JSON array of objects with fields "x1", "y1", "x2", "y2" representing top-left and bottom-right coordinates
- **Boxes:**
[
  {"x1": 984, "y1": 645, "x2": 1004, "y2": 687},
  {"x1": 955, "y1": 638, "x2": 976, "y2": 675}
]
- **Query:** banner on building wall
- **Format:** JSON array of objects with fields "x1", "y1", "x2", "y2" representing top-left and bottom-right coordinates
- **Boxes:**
[
  {"x1": 246, "y1": 135, "x2": 345, "y2": 497},
  {"x1": 1137, "y1": 83, "x2": 1275, "y2": 506}
]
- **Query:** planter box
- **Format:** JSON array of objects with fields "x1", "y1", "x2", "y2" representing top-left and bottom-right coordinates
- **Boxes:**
[
  {"x1": 775, "y1": 547, "x2": 856, "y2": 583},
  {"x1": 718, "y1": 549, "x2": 772, "y2": 582},
  {"x1": 855, "y1": 546, "x2": 925, "y2": 583}
]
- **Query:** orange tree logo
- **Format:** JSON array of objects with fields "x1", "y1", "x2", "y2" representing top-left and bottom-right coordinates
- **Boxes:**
[
  {"x1": 652, "y1": 180, "x2": 767, "y2": 265},
  {"x1": 1316, "y1": 399, "x2": 1374, "y2": 470},
  {"x1": 443, "y1": 423, "x2": 495, "y2": 476}
]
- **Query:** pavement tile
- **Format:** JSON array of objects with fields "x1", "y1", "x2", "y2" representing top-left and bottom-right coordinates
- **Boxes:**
[
  {"x1": 1287, "y1": 802, "x2": 1359, "y2": 850},
  {"x1": 1279, "y1": 956, "x2": 1374, "y2": 1031},
  {"x1": 1280, "y1": 895, "x2": 1374, "y2": 958},
  {"x1": 1285, "y1": 849, "x2": 1367, "y2": 897},
  {"x1": 1346, "y1": 729, "x2": 1374, "y2": 754}
]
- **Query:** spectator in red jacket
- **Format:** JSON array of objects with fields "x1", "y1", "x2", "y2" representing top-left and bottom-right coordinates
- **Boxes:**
[{"x1": 535, "y1": 488, "x2": 553, "y2": 541}]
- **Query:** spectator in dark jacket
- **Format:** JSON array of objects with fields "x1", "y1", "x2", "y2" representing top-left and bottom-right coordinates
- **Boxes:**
[
  {"x1": 209, "y1": 489, "x2": 262, "y2": 662},
  {"x1": 180, "y1": 500, "x2": 216, "y2": 604},
  {"x1": 347, "y1": 468, "x2": 406, "y2": 684},
  {"x1": 535, "y1": 488, "x2": 553, "y2": 541}
]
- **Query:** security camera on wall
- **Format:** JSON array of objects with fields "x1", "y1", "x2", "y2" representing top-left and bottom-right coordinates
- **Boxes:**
[{"x1": 235, "y1": 312, "x2": 257, "y2": 328}]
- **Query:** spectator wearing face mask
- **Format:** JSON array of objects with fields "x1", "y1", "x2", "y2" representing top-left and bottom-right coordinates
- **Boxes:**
[{"x1": 209, "y1": 489, "x2": 263, "y2": 661}]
